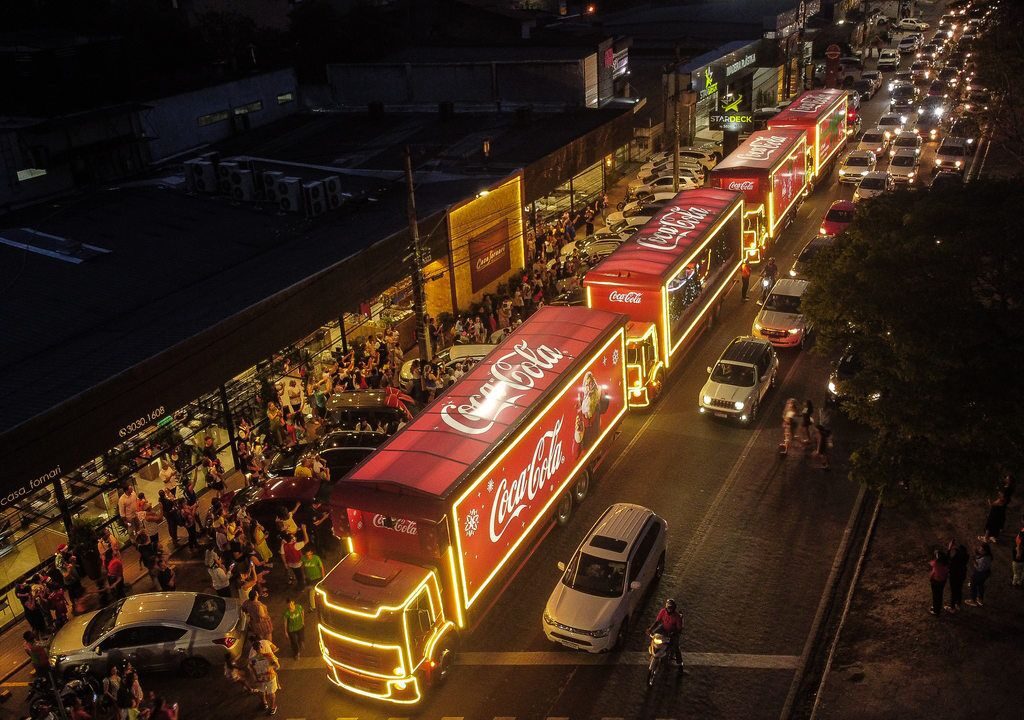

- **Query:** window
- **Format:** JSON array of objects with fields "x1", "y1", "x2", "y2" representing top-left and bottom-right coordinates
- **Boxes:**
[
  {"x1": 187, "y1": 594, "x2": 226, "y2": 630},
  {"x1": 198, "y1": 110, "x2": 230, "y2": 127},
  {"x1": 562, "y1": 552, "x2": 627, "y2": 598},
  {"x1": 277, "y1": 92, "x2": 295, "y2": 105},
  {"x1": 757, "y1": 350, "x2": 770, "y2": 377},
  {"x1": 234, "y1": 100, "x2": 263, "y2": 116},
  {"x1": 628, "y1": 523, "x2": 660, "y2": 583}
]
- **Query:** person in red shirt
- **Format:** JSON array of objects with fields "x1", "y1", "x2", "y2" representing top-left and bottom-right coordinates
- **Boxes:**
[
  {"x1": 928, "y1": 549, "x2": 949, "y2": 616},
  {"x1": 647, "y1": 598, "x2": 684, "y2": 667}
]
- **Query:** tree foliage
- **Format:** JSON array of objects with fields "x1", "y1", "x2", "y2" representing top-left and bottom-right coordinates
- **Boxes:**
[{"x1": 802, "y1": 181, "x2": 1024, "y2": 500}]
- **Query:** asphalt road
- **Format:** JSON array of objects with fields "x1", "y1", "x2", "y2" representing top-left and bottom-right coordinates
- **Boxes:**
[{"x1": 5, "y1": 8, "x2": 977, "y2": 719}]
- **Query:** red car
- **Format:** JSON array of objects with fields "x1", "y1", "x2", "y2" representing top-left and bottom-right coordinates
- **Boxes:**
[{"x1": 820, "y1": 200, "x2": 855, "y2": 236}]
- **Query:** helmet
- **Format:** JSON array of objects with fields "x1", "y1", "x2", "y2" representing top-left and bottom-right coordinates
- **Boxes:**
[{"x1": 665, "y1": 598, "x2": 677, "y2": 611}]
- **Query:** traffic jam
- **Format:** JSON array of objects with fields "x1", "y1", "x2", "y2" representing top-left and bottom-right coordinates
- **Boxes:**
[{"x1": 303, "y1": 1, "x2": 998, "y2": 704}]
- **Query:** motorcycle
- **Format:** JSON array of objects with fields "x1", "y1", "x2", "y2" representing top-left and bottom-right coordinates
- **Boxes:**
[
  {"x1": 646, "y1": 631, "x2": 670, "y2": 687},
  {"x1": 27, "y1": 664, "x2": 101, "y2": 718}
]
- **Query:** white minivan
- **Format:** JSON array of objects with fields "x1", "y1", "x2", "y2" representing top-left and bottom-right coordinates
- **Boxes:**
[{"x1": 543, "y1": 504, "x2": 667, "y2": 653}]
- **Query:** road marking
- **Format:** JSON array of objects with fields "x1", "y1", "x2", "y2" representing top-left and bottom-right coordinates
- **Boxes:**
[{"x1": 0, "y1": 681, "x2": 29, "y2": 687}]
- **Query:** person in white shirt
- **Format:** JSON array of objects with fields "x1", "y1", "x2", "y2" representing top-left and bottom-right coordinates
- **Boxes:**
[{"x1": 117, "y1": 485, "x2": 137, "y2": 527}]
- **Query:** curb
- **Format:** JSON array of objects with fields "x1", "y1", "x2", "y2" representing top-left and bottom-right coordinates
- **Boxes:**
[{"x1": 808, "y1": 492, "x2": 884, "y2": 720}]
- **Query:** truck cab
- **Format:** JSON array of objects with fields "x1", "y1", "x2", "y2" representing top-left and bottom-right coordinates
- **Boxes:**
[
  {"x1": 316, "y1": 553, "x2": 456, "y2": 705},
  {"x1": 624, "y1": 322, "x2": 664, "y2": 408}
]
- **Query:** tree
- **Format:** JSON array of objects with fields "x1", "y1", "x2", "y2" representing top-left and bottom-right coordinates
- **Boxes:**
[
  {"x1": 975, "y1": 0, "x2": 1024, "y2": 165},
  {"x1": 802, "y1": 181, "x2": 1024, "y2": 500}
]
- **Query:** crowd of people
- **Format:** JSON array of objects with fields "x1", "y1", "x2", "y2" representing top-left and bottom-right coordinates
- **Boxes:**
[
  {"x1": 779, "y1": 397, "x2": 835, "y2": 469},
  {"x1": 928, "y1": 472, "x2": 1021, "y2": 616}
]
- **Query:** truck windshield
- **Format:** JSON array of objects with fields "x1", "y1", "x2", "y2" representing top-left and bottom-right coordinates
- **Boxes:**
[
  {"x1": 562, "y1": 552, "x2": 626, "y2": 598},
  {"x1": 711, "y1": 362, "x2": 754, "y2": 387},
  {"x1": 319, "y1": 604, "x2": 403, "y2": 645}
]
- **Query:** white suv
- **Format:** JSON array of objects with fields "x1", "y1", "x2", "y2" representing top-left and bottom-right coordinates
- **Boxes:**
[
  {"x1": 753, "y1": 278, "x2": 811, "y2": 349},
  {"x1": 543, "y1": 504, "x2": 667, "y2": 653},
  {"x1": 699, "y1": 336, "x2": 779, "y2": 423}
]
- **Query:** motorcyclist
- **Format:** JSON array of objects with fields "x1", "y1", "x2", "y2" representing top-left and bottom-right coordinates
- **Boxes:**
[
  {"x1": 759, "y1": 257, "x2": 778, "y2": 304},
  {"x1": 647, "y1": 598, "x2": 684, "y2": 667}
]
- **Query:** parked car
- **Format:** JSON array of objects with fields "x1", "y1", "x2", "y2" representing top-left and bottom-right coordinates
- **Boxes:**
[
  {"x1": 48, "y1": 593, "x2": 246, "y2": 677},
  {"x1": 820, "y1": 200, "x2": 855, "y2": 236},
  {"x1": 896, "y1": 18, "x2": 930, "y2": 31},
  {"x1": 889, "y1": 147, "x2": 922, "y2": 184},
  {"x1": 605, "y1": 199, "x2": 668, "y2": 228},
  {"x1": 607, "y1": 215, "x2": 654, "y2": 236},
  {"x1": 854, "y1": 171, "x2": 895, "y2": 202},
  {"x1": 790, "y1": 234, "x2": 835, "y2": 279},
  {"x1": 698, "y1": 336, "x2": 778, "y2": 423},
  {"x1": 628, "y1": 174, "x2": 700, "y2": 195},
  {"x1": 638, "y1": 156, "x2": 706, "y2": 181},
  {"x1": 752, "y1": 279, "x2": 812, "y2": 349},
  {"x1": 325, "y1": 389, "x2": 419, "y2": 430},
  {"x1": 838, "y1": 150, "x2": 877, "y2": 183},
  {"x1": 543, "y1": 504, "x2": 667, "y2": 652}
]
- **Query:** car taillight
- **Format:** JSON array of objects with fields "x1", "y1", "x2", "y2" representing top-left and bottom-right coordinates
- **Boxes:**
[{"x1": 213, "y1": 637, "x2": 237, "y2": 649}]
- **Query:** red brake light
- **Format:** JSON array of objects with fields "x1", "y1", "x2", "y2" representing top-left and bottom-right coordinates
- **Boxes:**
[{"x1": 213, "y1": 636, "x2": 237, "y2": 649}]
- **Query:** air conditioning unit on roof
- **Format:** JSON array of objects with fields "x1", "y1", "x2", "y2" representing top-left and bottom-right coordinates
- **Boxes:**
[
  {"x1": 277, "y1": 177, "x2": 303, "y2": 212},
  {"x1": 303, "y1": 181, "x2": 326, "y2": 217},
  {"x1": 262, "y1": 171, "x2": 284, "y2": 203},
  {"x1": 323, "y1": 175, "x2": 346, "y2": 210},
  {"x1": 231, "y1": 169, "x2": 256, "y2": 202},
  {"x1": 184, "y1": 159, "x2": 217, "y2": 193},
  {"x1": 217, "y1": 161, "x2": 239, "y2": 194}
]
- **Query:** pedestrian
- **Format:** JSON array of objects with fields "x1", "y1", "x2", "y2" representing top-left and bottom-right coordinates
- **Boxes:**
[
  {"x1": 814, "y1": 400, "x2": 834, "y2": 470},
  {"x1": 740, "y1": 260, "x2": 751, "y2": 301},
  {"x1": 180, "y1": 501, "x2": 199, "y2": 552},
  {"x1": 280, "y1": 527, "x2": 308, "y2": 588},
  {"x1": 224, "y1": 656, "x2": 257, "y2": 695},
  {"x1": 23, "y1": 630, "x2": 49, "y2": 675},
  {"x1": 155, "y1": 557, "x2": 176, "y2": 592},
  {"x1": 159, "y1": 489, "x2": 179, "y2": 545},
  {"x1": 584, "y1": 206, "x2": 595, "y2": 237},
  {"x1": 148, "y1": 696, "x2": 178, "y2": 720},
  {"x1": 117, "y1": 484, "x2": 138, "y2": 530},
  {"x1": 252, "y1": 520, "x2": 274, "y2": 566},
  {"x1": 978, "y1": 488, "x2": 1008, "y2": 543},
  {"x1": 779, "y1": 398, "x2": 798, "y2": 455},
  {"x1": 106, "y1": 549, "x2": 126, "y2": 599},
  {"x1": 102, "y1": 665, "x2": 121, "y2": 715},
  {"x1": 301, "y1": 546, "x2": 325, "y2": 608},
  {"x1": 242, "y1": 589, "x2": 275, "y2": 643},
  {"x1": 965, "y1": 543, "x2": 993, "y2": 606},
  {"x1": 70, "y1": 697, "x2": 93, "y2": 720},
  {"x1": 1012, "y1": 528, "x2": 1024, "y2": 588},
  {"x1": 800, "y1": 399, "x2": 815, "y2": 445},
  {"x1": 283, "y1": 598, "x2": 305, "y2": 660},
  {"x1": 946, "y1": 539, "x2": 968, "y2": 611},
  {"x1": 928, "y1": 549, "x2": 949, "y2": 616},
  {"x1": 249, "y1": 642, "x2": 281, "y2": 715},
  {"x1": 208, "y1": 555, "x2": 233, "y2": 598}
]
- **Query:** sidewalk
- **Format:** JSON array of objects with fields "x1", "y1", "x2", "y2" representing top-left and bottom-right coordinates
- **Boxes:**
[
  {"x1": 814, "y1": 492, "x2": 1023, "y2": 719},
  {"x1": 0, "y1": 471, "x2": 247, "y2": 682}
]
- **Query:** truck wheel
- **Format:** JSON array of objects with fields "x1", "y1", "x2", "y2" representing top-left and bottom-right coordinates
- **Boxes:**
[
  {"x1": 573, "y1": 470, "x2": 590, "y2": 504},
  {"x1": 433, "y1": 646, "x2": 454, "y2": 687},
  {"x1": 555, "y1": 493, "x2": 573, "y2": 526}
]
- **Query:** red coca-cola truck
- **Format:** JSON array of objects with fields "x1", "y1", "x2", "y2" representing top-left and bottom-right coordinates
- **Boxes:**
[
  {"x1": 768, "y1": 88, "x2": 849, "y2": 179},
  {"x1": 316, "y1": 306, "x2": 628, "y2": 704},
  {"x1": 583, "y1": 188, "x2": 744, "y2": 408},
  {"x1": 710, "y1": 129, "x2": 810, "y2": 262}
]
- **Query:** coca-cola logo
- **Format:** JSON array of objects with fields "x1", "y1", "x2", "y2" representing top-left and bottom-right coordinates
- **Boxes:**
[
  {"x1": 609, "y1": 290, "x2": 643, "y2": 304},
  {"x1": 727, "y1": 180, "x2": 756, "y2": 191},
  {"x1": 488, "y1": 417, "x2": 566, "y2": 542},
  {"x1": 372, "y1": 513, "x2": 418, "y2": 535},
  {"x1": 440, "y1": 341, "x2": 566, "y2": 435},
  {"x1": 787, "y1": 91, "x2": 837, "y2": 114},
  {"x1": 636, "y1": 205, "x2": 712, "y2": 252},
  {"x1": 735, "y1": 135, "x2": 791, "y2": 162}
]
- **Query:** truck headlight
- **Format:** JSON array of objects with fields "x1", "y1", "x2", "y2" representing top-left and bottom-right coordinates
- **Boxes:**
[
  {"x1": 394, "y1": 666, "x2": 405, "y2": 676},
  {"x1": 734, "y1": 401, "x2": 744, "y2": 411},
  {"x1": 753, "y1": 321, "x2": 762, "y2": 331}
]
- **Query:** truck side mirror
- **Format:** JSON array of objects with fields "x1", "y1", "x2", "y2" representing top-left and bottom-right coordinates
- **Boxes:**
[
  {"x1": 557, "y1": 561, "x2": 566, "y2": 573},
  {"x1": 629, "y1": 581, "x2": 641, "y2": 592}
]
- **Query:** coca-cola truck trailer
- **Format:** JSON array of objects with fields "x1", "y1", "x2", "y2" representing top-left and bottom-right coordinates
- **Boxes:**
[
  {"x1": 583, "y1": 188, "x2": 744, "y2": 408},
  {"x1": 710, "y1": 129, "x2": 809, "y2": 262},
  {"x1": 768, "y1": 89, "x2": 848, "y2": 180},
  {"x1": 316, "y1": 306, "x2": 628, "y2": 704}
]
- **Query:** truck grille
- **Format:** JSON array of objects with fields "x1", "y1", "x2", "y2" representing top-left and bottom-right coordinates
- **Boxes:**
[{"x1": 318, "y1": 624, "x2": 397, "y2": 674}]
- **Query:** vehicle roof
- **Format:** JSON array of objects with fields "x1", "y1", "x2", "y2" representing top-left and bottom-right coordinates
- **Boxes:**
[
  {"x1": 891, "y1": 147, "x2": 920, "y2": 159},
  {"x1": 861, "y1": 171, "x2": 891, "y2": 180},
  {"x1": 768, "y1": 89, "x2": 847, "y2": 129},
  {"x1": 584, "y1": 503, "x2": 655, "y2": 560},
  {"x1": 584, "y1": 188, "x2": 743, "y2": 289},
  {"x1": 712, "y1": 128, "x2": 805, "y2": 172},
  {"x1": 113, "y1": 592, "x2": 204, "y2": 625},
  {"x1": 720, "y1": 336, "x2": 771, "y2": 365},
  {"x1": 829, "y1": 200, "x2": 855, "y2": 211},
  {"x1": 845, "y1": 150, "x2": 875, "y2": 159},
  {"x1": 939, "y1": 137, "x2": 968, "y2": 147},
  {"x1": 770, "y1": 278, "x2": 809, "y2": 297},
  {"x1": 336, "y1": 306, "x2": 625, "y2": 500},
  {"x1": 318, "y1": 553, "x2": 428, "y2": 611},
  {"x1": 320, "y1": 430, "x2": 388, "y2": 449}
]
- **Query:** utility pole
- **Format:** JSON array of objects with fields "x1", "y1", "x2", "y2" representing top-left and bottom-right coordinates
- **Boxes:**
[
  {"x1": 403, "y1": 146, "x2": 432, "y2": 363},
  {"x1": 671, "y1": 48, "x2": 682, "y2": 193}
]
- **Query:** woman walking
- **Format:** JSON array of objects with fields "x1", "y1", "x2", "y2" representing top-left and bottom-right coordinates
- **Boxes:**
[
  {"x1": 283, "y1": 598, "x2": 305, "y2": 660},
  {"x1": 965, "y1": 543, "x2": 993, "y2": 606}
]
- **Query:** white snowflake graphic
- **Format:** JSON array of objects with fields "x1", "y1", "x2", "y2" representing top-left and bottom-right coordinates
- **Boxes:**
[
  {"x1": 464, "y1": 509, "x2": 480, "y2": 537},
  {"x1": 612, "y1": 349, "x2": 620, "y2": 365},
  {"x1": 487, "y1": 479, "x2": 494, "y2": 493}
]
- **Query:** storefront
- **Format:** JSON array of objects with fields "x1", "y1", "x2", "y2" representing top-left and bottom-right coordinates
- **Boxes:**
[{"x1": 679, "y1": 40, "x2": 765, "y2": 145}]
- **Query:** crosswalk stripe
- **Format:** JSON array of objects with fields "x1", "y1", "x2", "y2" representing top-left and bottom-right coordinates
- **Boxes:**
[{"x1": 283, "y1": 651, "x2": 797, "y2": 672}]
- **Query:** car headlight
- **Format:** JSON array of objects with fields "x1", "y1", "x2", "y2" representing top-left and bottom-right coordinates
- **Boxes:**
[
  {"x1": 935, "y1": 159, "x2": 942, "y2": 165},
  {"x1": 788, "y1": 328, "x2": 802, "y2": 335},
  {"x1": 589, "y1": 626, "x2": 611, "y2": 638},
  {"x1": 703, "y1": 394, "x2": 713, "y2": 405},
  {"x1": 734, "y1": 401, "x2": 744, "y2": 411},
  {"x1": 827, "y1": 380, "x2": 837, "y2": 394},
  {"x1": 860, "y1": 170, "x2": 869, "y2": 175},
  {"x1": 543, "y1": 611, "x2": 555, "y2": 626},
  {"x1": 789, "y1": 269, "x2": 797, "y2": 277},
  {"x1": 955, "y1": 160, "x2": 962, "y2": 167},
  {"x1": 908, "y1": 171, "x2": 916, "y2": 178},
  {"x1": 854, "y1": 192, "x2": 860, "y2": 200},
  {"x1": 838, "y1": 169, "x2": 846, "y2": 175}
]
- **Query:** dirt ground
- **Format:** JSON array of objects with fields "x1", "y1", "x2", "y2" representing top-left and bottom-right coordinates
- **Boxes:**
[{"x1": 815, "y1": 493, "x2": 1024, "y2": 720}]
